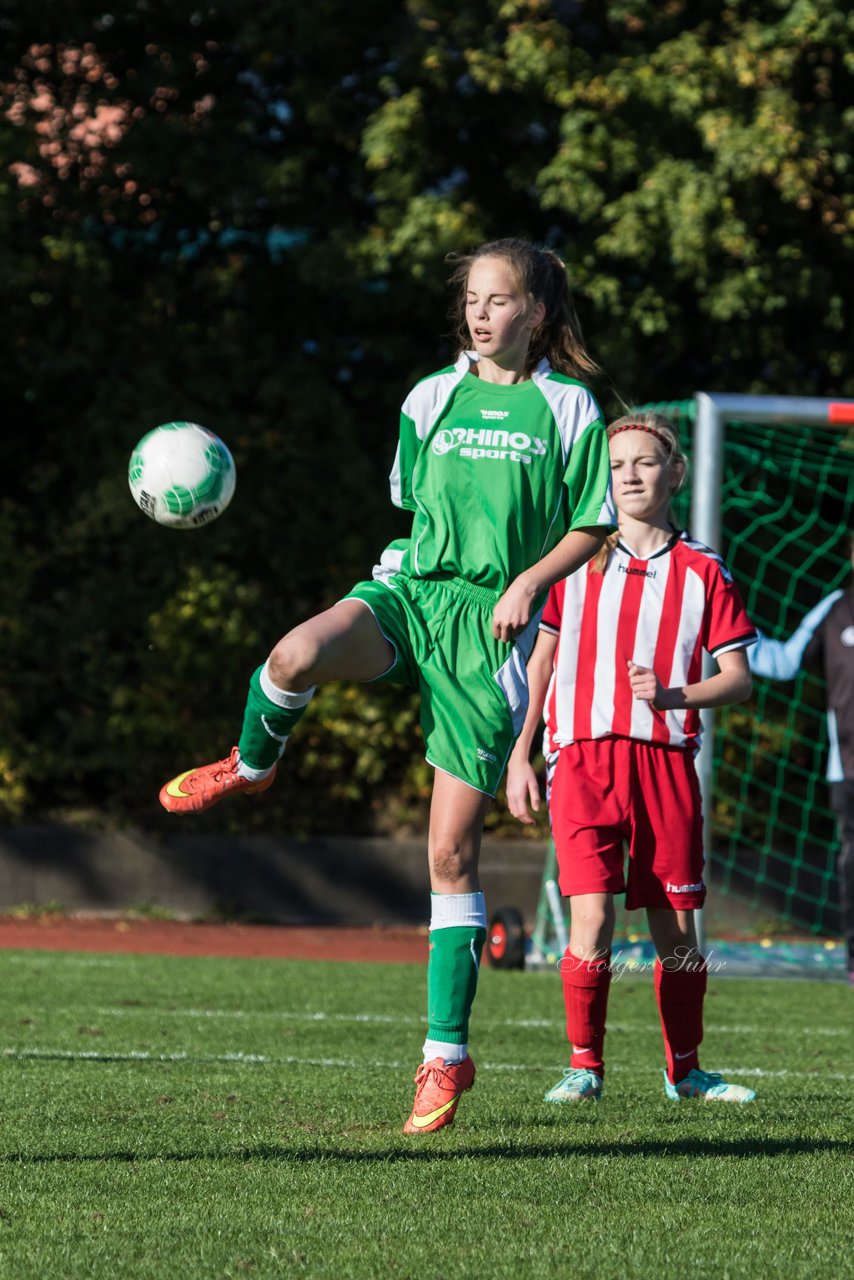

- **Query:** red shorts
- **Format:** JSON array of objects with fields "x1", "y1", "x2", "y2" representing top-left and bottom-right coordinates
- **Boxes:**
[{"x1": 548, "y1": 737, "x2": 706, "y2": 910}]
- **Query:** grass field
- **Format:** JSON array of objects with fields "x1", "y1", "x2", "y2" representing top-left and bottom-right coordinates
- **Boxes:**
[{"x1": 0, "y1": 950, "x2": 851, "y2": 1279}]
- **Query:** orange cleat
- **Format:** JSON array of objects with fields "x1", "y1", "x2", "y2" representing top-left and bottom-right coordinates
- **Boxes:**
[
  {"x1": 403, "y1": 1055, "x2": 476, "y2": 1134},
  {"x1": 159, "y1": 747, "x2": 276, "y2": 814}
]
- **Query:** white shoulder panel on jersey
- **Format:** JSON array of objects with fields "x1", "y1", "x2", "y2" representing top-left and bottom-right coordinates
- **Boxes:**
[
  {"x1": 400, "y1": 354, "x2": 471, "y2": 440},
  {"x1": 529, "y1": 362, "x2": 602, "y2": 463},
  {"x1": 677, "y1": 532, "x2": 733, "y2": 583},
  {"x1": 390, "y1": 356, "x2": 471, "y2": 506}
]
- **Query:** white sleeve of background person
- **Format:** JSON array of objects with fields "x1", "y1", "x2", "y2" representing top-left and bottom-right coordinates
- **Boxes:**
[
  {"x1": 826, "y1": 709, "x2": 843, "y2": 783},
  {"x1": 748, "y1": 590, "x2": 843, "y2": 680}
]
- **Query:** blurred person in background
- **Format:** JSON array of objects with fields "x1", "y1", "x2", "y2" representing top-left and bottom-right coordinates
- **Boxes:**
[{"x1": 749, "y1": 534, "x2": 854, "y2": 985}]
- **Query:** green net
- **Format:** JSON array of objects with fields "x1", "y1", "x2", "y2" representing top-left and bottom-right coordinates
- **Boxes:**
[{"x1": 640, "y1": 398, "x2": 854, "y2": 937}]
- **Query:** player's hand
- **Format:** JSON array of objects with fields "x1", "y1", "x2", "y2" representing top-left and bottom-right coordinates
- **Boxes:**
[
  {"x1": 506, "y1": 759, "x2": 541, "y2": 825},
  {"x1": 493, "y1": 575, "x2": 537, "y2": 642},
  {"x1": 627, "y1": 661, "x2": 666, "y2": 707}
]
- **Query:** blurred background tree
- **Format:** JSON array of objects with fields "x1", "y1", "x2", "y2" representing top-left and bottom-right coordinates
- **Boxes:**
[{"x1": 0, "y1": 0, "x2": 851, "y2": 835}]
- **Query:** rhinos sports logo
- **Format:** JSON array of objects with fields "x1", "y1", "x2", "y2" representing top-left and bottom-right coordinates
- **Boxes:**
[
  {"x1": 431, "y1": 426, "x2": 547, "y2": 465},
  {"x1": 432, "y1": 429, "x2": 459, "y2": 456}
]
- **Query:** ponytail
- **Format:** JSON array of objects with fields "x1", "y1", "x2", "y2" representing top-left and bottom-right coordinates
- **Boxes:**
[{"x1": 589, "y1": 530, "x2": 620, "y2": 575}]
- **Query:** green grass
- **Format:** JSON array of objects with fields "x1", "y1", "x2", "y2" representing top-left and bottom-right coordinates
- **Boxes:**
[{"x1": 0, "y1": 951, "x2": 851, "y2": 1279}]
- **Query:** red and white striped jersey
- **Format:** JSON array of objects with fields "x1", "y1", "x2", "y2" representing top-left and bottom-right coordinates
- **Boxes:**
[{"x1": 541, "y1": 530, "x2": 756, "y2": 752}]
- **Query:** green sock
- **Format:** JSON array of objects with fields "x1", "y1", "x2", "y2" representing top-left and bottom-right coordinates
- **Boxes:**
[
  {"x1": 237, "y1": 664, "x2": 315, "y2": 771},
  {"x1": 427, "y1": 920, "x2": 487, "y2": 1044}
]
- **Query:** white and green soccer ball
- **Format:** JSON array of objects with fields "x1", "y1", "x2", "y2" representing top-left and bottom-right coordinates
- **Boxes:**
[{"x1": 128, "y1": 422, "x2": 236, "y2": 528}]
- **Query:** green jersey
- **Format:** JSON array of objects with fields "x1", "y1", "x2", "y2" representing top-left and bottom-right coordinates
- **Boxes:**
[{"x1": 382, "y1": 354, "x2": 616, "y2": 592}]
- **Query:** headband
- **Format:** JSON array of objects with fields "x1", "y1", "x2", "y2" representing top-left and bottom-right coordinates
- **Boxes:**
[{"x1": 607, "y1": 423, "x2": 673, "y2": 452}]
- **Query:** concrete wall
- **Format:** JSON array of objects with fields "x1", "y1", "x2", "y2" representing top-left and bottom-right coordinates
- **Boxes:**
[
  {"x1": 0, "y1": 826, "x2": 546, "y2": 925},
  {"x1": 0, "y1": 825, "x2": 785, "y2": 938}
]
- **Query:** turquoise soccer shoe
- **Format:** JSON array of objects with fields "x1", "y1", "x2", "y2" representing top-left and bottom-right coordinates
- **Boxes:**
[
  {"x1": 544, "y1": 1067, "x2": 604, "y2": 1103},
  {"x1": 663, "y1": 1068, "x2": 756, "y2": 1102}
]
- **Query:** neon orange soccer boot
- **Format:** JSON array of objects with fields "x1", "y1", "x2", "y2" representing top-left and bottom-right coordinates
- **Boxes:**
[
  {"x1": 159, "y1": 747, "x2": 276, "y2": 814},
  {"x1": 403, "y1": 1055, "x2": 476, "y2": 1134}
]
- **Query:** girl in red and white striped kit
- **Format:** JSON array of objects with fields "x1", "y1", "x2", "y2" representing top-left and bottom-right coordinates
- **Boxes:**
[{"x1": 507, "y1": 411, "x2": 758, "y2": 1103}]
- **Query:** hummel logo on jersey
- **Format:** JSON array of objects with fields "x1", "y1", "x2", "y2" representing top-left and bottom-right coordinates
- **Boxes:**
[
  {"x1": 666, "y1": 880, "x2": 704, "y2": 894},
  {"x1": 432, "y1": 426, "x2": 547, "y2": 465},
  {"x1": 618, "y1": 564, "x2": 656, "y2": 578}
]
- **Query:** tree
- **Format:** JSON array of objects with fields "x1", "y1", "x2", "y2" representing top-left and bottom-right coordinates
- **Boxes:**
[
  {"x1": 357, "y1": 0, "x2": 853, "y2": 397},
  {"x1": 0, "y1": 0, "x2": 850, "y2": 835}
]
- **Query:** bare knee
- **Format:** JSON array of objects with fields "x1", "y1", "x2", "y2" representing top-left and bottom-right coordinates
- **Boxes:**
[
  {"x1": 430, "y1": 840, "x2": 478, "y2": 892},
  {"x1": 569, "y1": 895, "x2": 614, "y2": 959},
  {"x1": 648, "y1": 908, "x2": 698, "y2": 961},
  {"x1": 267, "y1": 627, "x2": 320, "y2": 691}
]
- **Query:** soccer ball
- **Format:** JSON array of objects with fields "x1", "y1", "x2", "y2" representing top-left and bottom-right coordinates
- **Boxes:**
[{"x1": 128, "y1": 422, "x2": 236, "y2": 528}]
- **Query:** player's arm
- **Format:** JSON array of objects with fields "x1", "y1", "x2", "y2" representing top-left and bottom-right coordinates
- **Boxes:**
[
  {"x1": 492, "y1": 527, "x2": 606, "y2": 642},
  {"x1": 494, "y1": 408, "x2": 615, "y2": 642},
  {"x1": 506, "y1": 628, "x2": 558, "y2": 824},
  {"x1": 628, "y1": 648, "x2": 752, "y2": 711},
  {"x1": 748, "y1": 590, "x2": 841, "y2": 680}
]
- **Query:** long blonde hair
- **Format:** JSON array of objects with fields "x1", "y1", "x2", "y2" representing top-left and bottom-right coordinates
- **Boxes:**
[
  {"x1": 590, "y1": 411, "x2": 688, "y2": 573},
  {"x1": 446, "y1": 238, "x2": 601, "y2": 380}
]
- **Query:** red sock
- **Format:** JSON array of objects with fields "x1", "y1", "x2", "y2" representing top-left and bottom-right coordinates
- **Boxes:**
[
  {"x1": 654, "y1": 956, "x2": 708, "y2": 1083},
  {"x1": 561, "y1": 949, "x2": 611, "y2": 1077}
]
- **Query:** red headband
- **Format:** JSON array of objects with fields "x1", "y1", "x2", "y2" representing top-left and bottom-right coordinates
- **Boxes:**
[{"x1": 607, "y1": 423, "x2": 673, "y2": 452}]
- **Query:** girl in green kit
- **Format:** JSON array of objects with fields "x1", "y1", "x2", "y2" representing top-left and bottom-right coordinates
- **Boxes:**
[{"x1": 160, "y1": 237, "x2": 616, "y2": 1132}]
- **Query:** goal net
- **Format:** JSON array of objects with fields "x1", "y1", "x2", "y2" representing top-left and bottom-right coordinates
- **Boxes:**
[{"x1": 642, "y1": 395, "x2": 854, "y2": 937}]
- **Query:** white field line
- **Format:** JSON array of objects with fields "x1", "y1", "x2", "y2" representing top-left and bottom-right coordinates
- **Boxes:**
[
  {"x1": 83, "y1": 1007, "x2": 851, "y2": 1039},
  {"x1": 3, "y1": 951, "x2": 847, "y2": 980},
  {"x1": 3, "y1": 1046, "x2": 854, "y2": 1082}
]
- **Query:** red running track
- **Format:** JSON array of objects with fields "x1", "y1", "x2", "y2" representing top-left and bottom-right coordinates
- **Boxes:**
[{"x1": 0, "y1": 917, "x2": 430, "y2": 963}]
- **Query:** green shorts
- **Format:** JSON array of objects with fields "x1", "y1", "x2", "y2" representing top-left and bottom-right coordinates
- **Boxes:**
[{"x1": 340, "y1": 573, "x2": 542, "y2": 796}]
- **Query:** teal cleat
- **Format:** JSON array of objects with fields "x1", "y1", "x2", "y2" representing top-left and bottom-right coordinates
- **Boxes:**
[
  {"x1": 663, "y1": 1068, "x2": 756, "y2": 1102},
  {"x1": 544, "y1": 1067, "x2": 603, "y2": 1103}
]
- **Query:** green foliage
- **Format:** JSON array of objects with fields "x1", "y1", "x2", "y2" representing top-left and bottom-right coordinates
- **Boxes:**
[{"x1": 0, "y1": 1, "x2": 852, "y2": 833}]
